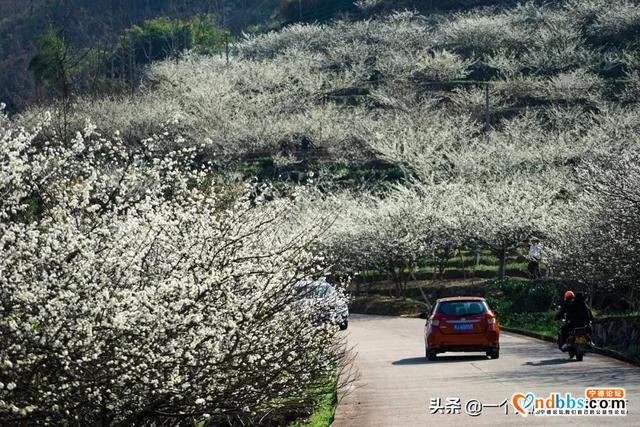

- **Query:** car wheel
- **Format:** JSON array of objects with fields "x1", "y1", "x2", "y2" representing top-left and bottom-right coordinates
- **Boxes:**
[
  {"x1": 339, "y1": 320, "x2": 348, "y2": 330},
  {"x1": 427, "y1": 348, "x2": 437, "y2": 361},
  {"x1": 488, "y1": 348, "x2": 499, "y2": 359}
]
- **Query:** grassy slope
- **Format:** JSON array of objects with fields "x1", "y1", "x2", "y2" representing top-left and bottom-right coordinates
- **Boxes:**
[{"x1": 289, "y1": 377, "x2": 338, "y2": 427}]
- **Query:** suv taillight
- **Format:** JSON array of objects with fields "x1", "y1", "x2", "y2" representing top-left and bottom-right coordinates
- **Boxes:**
[{"x1": 485, "y1": 313, "x2": 496, "y2": 324}]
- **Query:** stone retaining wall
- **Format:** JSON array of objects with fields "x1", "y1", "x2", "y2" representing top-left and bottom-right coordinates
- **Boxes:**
[{"x1": 592, "y1": 315, "x2": 640, "y2": 364}]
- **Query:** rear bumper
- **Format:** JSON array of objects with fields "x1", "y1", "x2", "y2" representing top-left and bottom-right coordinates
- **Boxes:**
[
  {"x1": 431, "y1": 345, "x2": 499, "y2": 353},
  {"x1": 427, "y1": 329, "x2": 499, "y2": 352}
]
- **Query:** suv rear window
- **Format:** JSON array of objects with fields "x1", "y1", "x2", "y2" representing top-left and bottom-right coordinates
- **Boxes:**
[
  {"x1": 436, "y1": 301, "x2": 488, "y2": 316},
  {"x1": 295, "y1": 282, "x2": 334, "y2": 298}
]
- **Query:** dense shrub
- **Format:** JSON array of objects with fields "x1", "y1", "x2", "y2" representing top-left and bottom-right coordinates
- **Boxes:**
[
  {"x1": 0, "y1": 118, "x2": 346, "y2": 425},
  {"x1": 493, "y1": 279, "x2": 560, "y2": 313}
]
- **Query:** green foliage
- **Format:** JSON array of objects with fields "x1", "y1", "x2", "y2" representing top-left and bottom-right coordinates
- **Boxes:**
[
  {"x1": 500, "y1": 311, "x2": 560, "y2": 337},
  {"x1": 22, "y1": 193, "x2": 44, "y2": 224},
  {"x1": 597, "y1": 312, "x2": 640, "y2": 320},
  {"x1": 189, "y1": 16, "x2": 231, "y2": 55},
  {"x1": 28, "y1": 31, "x2": 72, "y2": 98},
  {"x1": 485, "y1": 294, "x2": 512, "y2": 318},
  {"x1": 350, "y1": 295, "x2": 429, "y2": 316},
  {"x1": 109, "y1": 16, "x2": 229, "y2": 83},
  {"x1": 6, "y1": 193, "x2": 45, "y2": 225},
  {"x1": 289, "y1": 377, "x2": 338, "y2": 427},
  {"x1": 279, "y1": 0, "x2": 358, "y2": 23},
  {"x1": 486, "y1": 278, "x2": 562, "y2": 337},
  {"x1": 493, "y1": 278, "x2": 559, "y2": 313},
  {"x1": 356, "y1": 249, "x2": 529, "y2": 283},
  {"x1": 3, "y1": 7, "x2": 232, "y2": 111}
]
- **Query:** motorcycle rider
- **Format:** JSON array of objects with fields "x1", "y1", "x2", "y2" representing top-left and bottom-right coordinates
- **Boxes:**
[{"x1": 556, "y1": 291, "x2": 593, "y2": 351}]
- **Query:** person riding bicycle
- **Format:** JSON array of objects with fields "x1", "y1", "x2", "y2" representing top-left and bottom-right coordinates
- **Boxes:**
[{"x1": 556, "y1": 291, "x2": 593, "y2": 351}]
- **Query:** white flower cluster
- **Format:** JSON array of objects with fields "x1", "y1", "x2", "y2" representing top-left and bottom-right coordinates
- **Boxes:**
[
  {"x1": 312, "y1": 175, "x2": 564, "y2": 293},
  {"x1": 548, "y1": 150, "x2": 640, "y2": 300},
  {"x1": 0, "y1": 120, "x2": 344, "y2": 425}
]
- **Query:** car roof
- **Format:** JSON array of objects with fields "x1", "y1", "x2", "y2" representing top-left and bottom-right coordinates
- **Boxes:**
[
  {"x1": 294, "y1": 281, "x2": 334, "y2": 293},
  {"x1": 437, "y1": 296, "x2": 486, "y2": 302},
  {"x1": 294, "y1": 279, "x2": 330, "y2": 287}
]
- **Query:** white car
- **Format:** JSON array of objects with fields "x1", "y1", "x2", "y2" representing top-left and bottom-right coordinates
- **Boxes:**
[{"x1": 295, "y1": 280, "x2": 349, "y2": 330}]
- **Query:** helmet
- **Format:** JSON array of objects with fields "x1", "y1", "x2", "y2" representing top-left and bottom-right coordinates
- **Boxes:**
[{"x1": 564, "y1": 290, "x2": 575, "y2": 300}]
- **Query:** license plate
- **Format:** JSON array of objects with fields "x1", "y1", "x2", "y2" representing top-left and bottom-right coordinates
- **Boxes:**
[
  {"x1": 575, "y1": 336, "x2": 587, "y2": 345},
  {"x1": 454, "y1": 323, "x2": 473, "y2": 331}
]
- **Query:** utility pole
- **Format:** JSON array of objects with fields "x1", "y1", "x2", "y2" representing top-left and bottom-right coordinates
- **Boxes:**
[{"x1": 299, "y1": 0, "x2": 303, "y2": 20}]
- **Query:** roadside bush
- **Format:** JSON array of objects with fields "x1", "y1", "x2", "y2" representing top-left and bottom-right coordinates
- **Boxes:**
[
  {"x1": 485, "y1": 295, "x2": 512, "y2": 319},
  {"x1": 494, "y1": 279, "x2": 559, "y2": 313},
  {"x1": 349, "y1": 296, "x2": 429, "y2": 316},
  {"x1": 500, "y1": 311, "x2": 560, "y2": 337},
  {"x1": 0, "y1": 118, "x2": 346, "y2": 425}
]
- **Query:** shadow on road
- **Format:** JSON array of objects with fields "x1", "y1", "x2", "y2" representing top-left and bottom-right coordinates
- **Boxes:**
[
  {"x1": 523, "y1": 358, "x2": 575, "y2": 366},
  {"x1": 392, "y1": 355, "x2": 488, "y2": 365}
]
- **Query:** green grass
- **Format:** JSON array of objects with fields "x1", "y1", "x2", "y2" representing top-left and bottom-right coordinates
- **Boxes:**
[
  {"x1": 596, "y1": 311, "x2": 640, "y2": 320},
  {"x1": 238, "y1": 156, "x2": 407, "y2": 189},
  {"x1": 289, "y1": 377, "x2": 338, "y2": 427},
  {"x1": 350, "y1": 295, "x2": 429, "y2": 316},
  {"x1": 498, "y1": 311, "x2": 560, "y2": 337},
  {"x1": 359, "y1": 258, "x2": 531, "y2": 278}
]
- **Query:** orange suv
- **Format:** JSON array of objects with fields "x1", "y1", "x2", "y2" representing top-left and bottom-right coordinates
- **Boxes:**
[{"x1": 421, "y1": 297, "x2": 500, "y2": 361}]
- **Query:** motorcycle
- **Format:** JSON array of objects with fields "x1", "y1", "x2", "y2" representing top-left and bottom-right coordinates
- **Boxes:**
[{"x1": 564, "y1": 324, "x2": 592, "y2": 362}]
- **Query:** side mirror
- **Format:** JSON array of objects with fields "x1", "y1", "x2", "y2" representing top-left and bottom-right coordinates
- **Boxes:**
[{"x1": 418, "y1": 312, "x2": 429, "y2": 320}]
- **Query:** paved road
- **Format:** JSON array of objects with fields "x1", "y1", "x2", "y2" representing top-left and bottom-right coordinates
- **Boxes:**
[{"x1": 332, "y1": 315, "x2": 640, "y2": 426}]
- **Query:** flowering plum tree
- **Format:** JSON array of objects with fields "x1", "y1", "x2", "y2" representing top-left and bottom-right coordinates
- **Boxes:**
[
  {"x1": 451, "y1": 178, "x2": 564, "y2": 279},
  {"x1": 550, "y1": 152, "x2": 640, "y2": 307},
  {"x1": 0, "y1": 116, "x2": 346, "y2": 425}
]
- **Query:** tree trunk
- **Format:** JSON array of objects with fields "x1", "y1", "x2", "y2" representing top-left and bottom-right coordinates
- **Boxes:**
[
  {"x1": 395, "y1": 273, "x2": 402, "y2": 299},
  {"x1": 497, "y1": 248, "x2": 507, "y2": 280},
  {"x1": 459, "y1": 249, "x2": 466, "y2": 279}
]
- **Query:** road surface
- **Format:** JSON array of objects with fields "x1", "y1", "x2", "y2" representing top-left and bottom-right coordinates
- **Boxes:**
[{"x1": 332, "y1": 315, "x2": 640, "y2": 426}]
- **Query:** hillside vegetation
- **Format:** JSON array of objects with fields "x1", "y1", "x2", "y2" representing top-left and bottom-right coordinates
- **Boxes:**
[
  {"x1": 0, "y1": 0, "x2": 376, "y2": 112},
  {"x1": 16, "y1": 0, "x2": 640, "y2": 306},
  {"x1": 0, "y1": 0, "x2": 281, "y2": 111}
]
